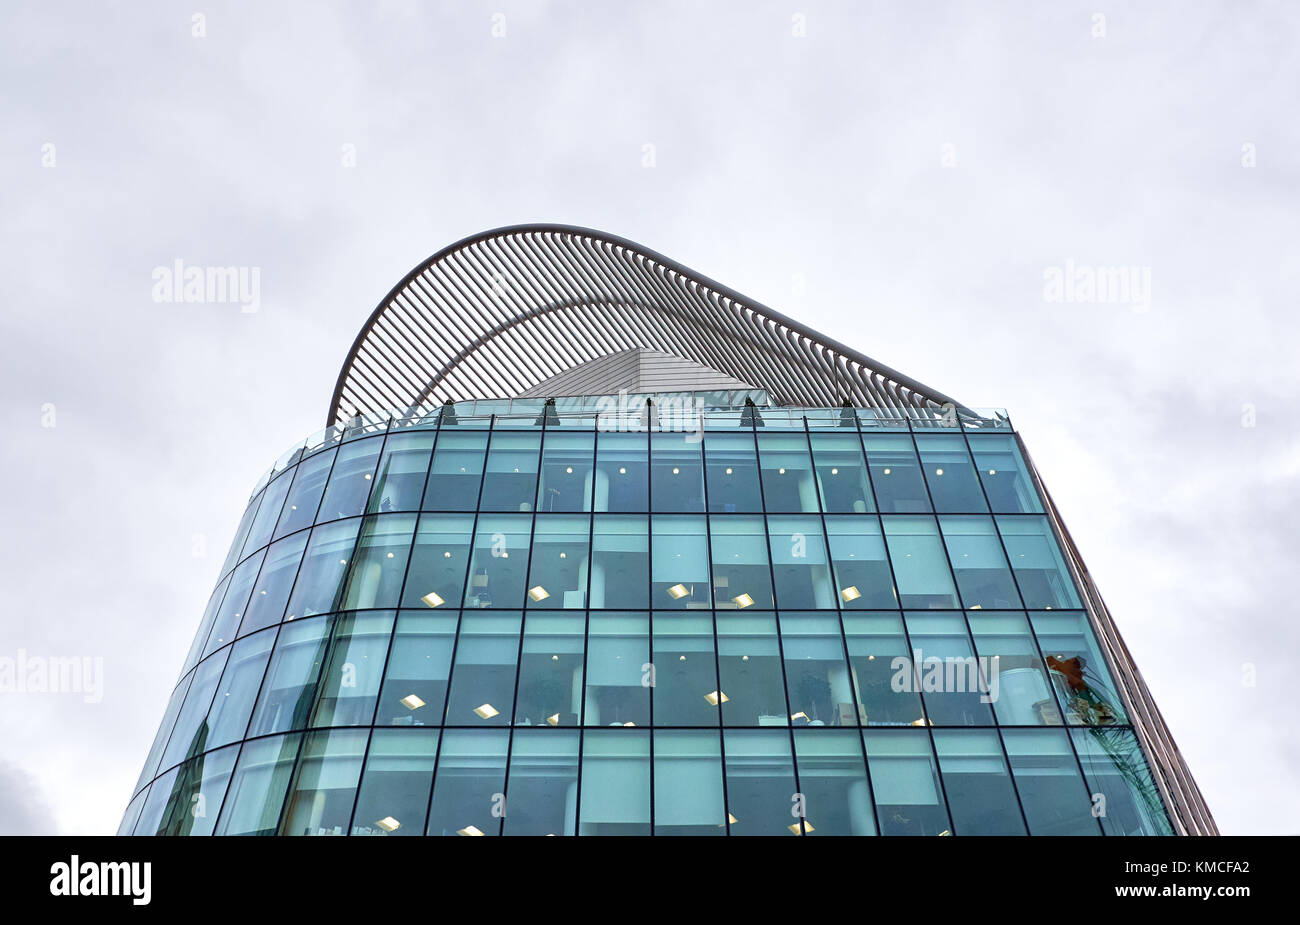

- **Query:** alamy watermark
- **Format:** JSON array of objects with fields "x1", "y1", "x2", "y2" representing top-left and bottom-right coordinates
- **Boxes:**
[
  {"x1": 1043, "y1": 259, "x2": 1151, "y2": 310},
  {"x1": 152, "y1": 259, "x2": 261, "y2": 313},
  {"x1": 0, "y1": 650, "x2": 103, "y2": 703},
  {"x1": 891, "y1": 649, "x2": 1001, "y2": 704}
]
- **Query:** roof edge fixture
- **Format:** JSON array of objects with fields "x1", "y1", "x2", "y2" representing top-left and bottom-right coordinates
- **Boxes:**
[{"x1": 328, "y1": 224, "x2": 977, "y2": 427}]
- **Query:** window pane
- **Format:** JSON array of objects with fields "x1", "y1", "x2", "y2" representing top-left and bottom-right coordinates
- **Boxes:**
[
  {"x1": 273, "y1": 448, "x2": 336, "y2": 539},
  {"x1": 339, "y1": 514, "x2": 415, "y2": 610},
  {"x1": 768, "y1": 515, "x2": 835, "y2": 609},
  {"x1": 939, "y1": 515, "x2": 1023, "y2": 609},
  {"x1": 793, "y1": 729, "x2": 876, "y2": 835},
  {"x1": 214, "y1": 733, "x2": 301, "y2": 836},
  {"x1": 515, "y1": 613, "x2": 584, "y2": 727},
  {"x1": 704, "y1": 432, "x2": 762, "y2": 513},
  {"x1": 967, "y1": 611, "x2": 1059, "y2": 726},
  {"x1": 132, "y1": 766, "x2": 179, "y2": 837},
  {"x1": 423, "y1": 431, "x2": 487, "y2": 512},
  {"x1": 651, "y1": 515, "x2": 710, "y2": 609},
  {"x1": 155, "y1": 743, "x2": 240, "y2": 836},
  {"x1": 825, "y1": 516, "x2": 896, "y2": 609},
  {"x1": 655, "y1": 730, "x2": 725, "y2": 835},
  {"x1": 932, "y1": 729, "x2": 1026, "y2": 835},
  {"x1": 444, "y1": 612, "x2": 521, "y2": 726},
  {"x1": 238, "y1": 532, "x2": 307, "y2": 636},
  {"x1": 863, "y1": 435, "x2": 930, "y2": 514},
  {"x1": 590, "y1": 515, "x2": 648, "y2": 609},
  {"x1": 279, "y1": 728, "x2": 367, "y2": 836},
  {"x1": 503, "y1": 729, "x2": 580, "y2": 836},
  {"x1": 711, "y1": 515, "x2": 773, "y2": 610},
  {"x1": 863, "y1": 728, "x2": 951, "y2": 836},
  {"x1": 842, "y1": 613, "x2": 926, "y2": 726},
  {"x1": 464, "y1": 514, "x2": 532, "y2": 609},
  {"x1": 1070, "y1": 728, "x2": 1173, "y2": 835},
  {"x1": 723, "y1": 729, "x2": 801, "y2": 835},
  {"x1": 538, "y1": 431, "x2": 594, "y2": 512},
  {"x1": 180, "y1": 576, "x2": 230, "y2": 676},
  {"x1": 968, "y1": 435, "x2": 1042, "y2": 514},
  {"x1": 204, "y1": 549, "x2": 265, "y2": 657},
  {"x1": 376, "y1": 611, "x2": 456, "y2": 727},
  {"x1": 310, "y1": 611, "x2": 395, "y2": 727},
  {"x1": 134, "y1": 673, "x2": 194, "y2": 792},
  {"x1": 351, "y1": 728, "x2": 439, "y2": 837},
  {"x1": 220, "y1": 492, "x2": 263, "y2": 577},
  {"x1": 427, "y1": 729, "x2": 508, "y2": 836},
  {"x1": 317, "y1": 436, "x2": 383, "y2": 521},
  {"x1": 904, "y1": 612, "x2": 994, "y2": 726},
  {"x1": 248, "y1": 616, "x2": 333, "y2": 737},
  {"x1": 579, "y1": 729, "x2": 650, "y2": 835},
  {"x1": 997, "y1": 516, "x2": 1082, "y2": 609},
  {"x1": 717, "y1": 613, "x2": 787, "y2": 726},
  {"x1": 883, "y1": 516, "x2": 959, "y2": 608},
  {"x1": 366, "y1": 432, "x2": 434, "y2": 514},
  {"x1": 916, "y1": 434, "x2": 987, "y2": 513},
  {"x1": 401, "y1": 513, "x2": 472, "y2": 610},
  {"x1": 1030, "y1": 611, "x2": 1127, "y2": 725},
  {"x1": 758, "y1": 433, "x2": 819, "y2": 513},
  {"x1": 584, "y1": 612, "x2": 650, "y2": 727},
  {"x1": 160, "y1": 646, "x2": 230, "y2": 771},
  {"x1": 526, "y1": 514, "x2": 591, "y2": 609},
  {"x1": 651, "y1": 432, "x2": 705, "y2": 512},
  {"x1": 652, "y1": 614, "x2": 719, "y2": 726},
  {"x1": 480, "y1": 431, "x2": 540, "y2": 512},
  {"x1": 780, "y1": 613, "x2": 855, "y2": 727},
  {"x1": 811, "y1": 433, "x2": 875, "y2": 514},
  {"x1": 1001, "y1": 728, "x2": 1100, "y2": 835},
  {"x1": 206, "y1": 629, "x2": 276, "y2": 749},
  {"x1": 242, "y1": 471, "x2": 292, "y2": 557},
  {"x1": 285, "y1": 521, "x2": 361, "y2": 620},
  {"x1": 594, "y1": 431, "x2": 647, "y2": 512}
]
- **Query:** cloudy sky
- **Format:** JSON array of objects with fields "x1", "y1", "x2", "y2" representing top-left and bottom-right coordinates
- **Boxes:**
[{"x1": 2, "y1": 0, "x2": 1296, "y2": 836}]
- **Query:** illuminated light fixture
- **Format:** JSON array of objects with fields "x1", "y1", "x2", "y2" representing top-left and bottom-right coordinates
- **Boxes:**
[
  {"x1": 473, "y1": 703, "x2": 500, "y2": 719},
  {"x1": 421, "y1": 591, "x2": 445, "y2": 608},
  {"x1": 566, "y1": 467, "x2": 573, "y2": 474},
  {"x1": 1045, "y1": 605, "x2": 1053, "y2": 610},
  {"x1": 935, "y1": 468, "x2": 944, "y2": 476},
  {"x1": 732, "y1": 592, "x2": 755, "y2": 608},
  {"x1": 969, "y1": 604, "x2": 982, "y2": 610},
  {"x1": 882, "y1": 468, "x2": 891, "y2": 475},
  {"x1": 988, "y1": 469, "x2": 997, "y2": 475},
  {"x1": 910, "y1": 717, "x2": 931, "y2": 726},
  {"x1": 457, "y1": 825, "x2": 485, "y2": 836},
  {"x1": 364, "y1": 473, "x2": 371, "y2": 479},
  {"x1": 528, "y1": 585, "x2": 550, "y2": 601},
  {"x1": 551, "y1": 654, "x2": 558, "y2": 661},
  {"x1": 672, "y1": 467, "x2": 680, "y2": 474},
  {"x1": 831, "y1": 468, "x2": 838, "y2": 475},
  {"x1": 728, "y1": 813, "x2": 739, "y2": 824},
  {"x1": 938, "y1": 830, "x2": 952, "y2": 836},
  {"x1": 623, "y1": 721, "x2": 636, "y2": 727},
  {"x1": 547, "y1": 713, "x2": 560, "y2": 726},
  {"x1": 559, "y1": 552, "x2": 567, "y2": 559},
  {"x1": 376, "y1": 816, "x2": 401, "y2": 832},
  {"x1": 387, "y1": 552, "x2": 394, "y2": 558},
  {"x1": 290, "y1": 504, "x2": 298, "y2": 510},
  {"x1": 260, "y1": 589, "x2": 267, "y2": 595},
  {"x1": 788, "y1": 821, "x2": 815, "y2": 835},
  {"x1": 704, "y1": 690, "x2": 729, "y2": 705},
  {"x1": 742, "y1": 655, "x2": 749, "y2": 661},
  {"x1": 619, "y1": 467, "x2": 626, "y2": 474},
  {"x1": 840, "y1": 585, "x2": 862, "y2": 603},
  {"x1": 400, "y1": 693, "x2": 426, "y2": 710},
  {"x1": 725, "y1": 467, "x2": 733, "y2": 475},
  {"x1": 679, "y1": 655, "x2": 686, "y2": 661},
  {"x1": 666, "y1": 583, "x2": 689, "y2": 599},
  {"x1": 779, "y1": 468, "x2": 786, "y2": 475},
  {"x1": 339, "y1": 559, "x2": 348, "y2": 565},
  {"x1": 443, "y1": 551, "x2": 451, "y2": 558},
  {"x1": 868, "y1": 654, "x2": 875, "y2": 660},
  {"x1": 791, "y1": 711, "x2": 808, "y2": 722}
]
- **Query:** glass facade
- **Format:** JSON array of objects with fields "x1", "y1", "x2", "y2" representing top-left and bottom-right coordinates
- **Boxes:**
[{"x1": 122, "y1": 402, "x2": 1172, "y2": 836}]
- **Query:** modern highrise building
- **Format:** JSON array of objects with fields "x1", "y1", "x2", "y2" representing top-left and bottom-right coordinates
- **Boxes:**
[{"x1": 121, "y1": 225, "x2": 1216, "y2": 836}]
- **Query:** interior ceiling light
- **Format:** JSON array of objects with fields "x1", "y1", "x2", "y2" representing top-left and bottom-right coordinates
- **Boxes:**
[
  {"x1": 474, "y1": 703, "x2": 500, "y2": 719},
  {"x1": 421, "y1": 591, "x2": 445, "y2": 608}
]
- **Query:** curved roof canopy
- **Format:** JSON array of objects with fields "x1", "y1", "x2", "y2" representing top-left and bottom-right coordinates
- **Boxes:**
[{"x1": 328, "y1": 224, "x2": 970, "y2": 426}]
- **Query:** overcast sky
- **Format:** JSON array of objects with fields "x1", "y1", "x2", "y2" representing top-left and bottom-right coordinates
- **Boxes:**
[{"x1": 2, "y1": 0, "x2": 1296, "y2": 836}]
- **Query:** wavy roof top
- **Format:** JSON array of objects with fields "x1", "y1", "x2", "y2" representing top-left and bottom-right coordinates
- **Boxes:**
[{"x1": 328, "y1": 224, "x2": 970, "y2": 426}]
